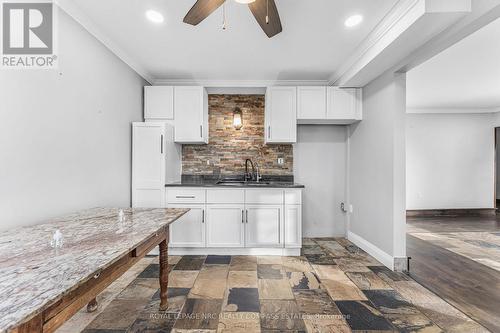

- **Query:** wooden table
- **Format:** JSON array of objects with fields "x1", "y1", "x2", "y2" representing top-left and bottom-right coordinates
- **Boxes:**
[{"x1": 0, "y1": 207, "x2": 188, "y2": 333}]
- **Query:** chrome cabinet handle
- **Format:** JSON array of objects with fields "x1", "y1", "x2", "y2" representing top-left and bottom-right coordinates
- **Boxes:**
[
  {"x1": 278, "y1": 208, "x2": 281, "y2": 244},
  {"x1": 202, "y1": 209, "x2": 205, "y2": 223},
  {"x1": 160, "y1": 135, "x2": 163, "y2": 154},
  {"x1": 268, "y1": 126, "x2": 271, "y2": 139},
  {"x1": 246, "y1": 210, "x2": 248, "y2": 224},
  {"x1": 200, "y1": 125, "x2": 203, "y2": 138},
  {"x1": 241, "y1": 210, "x2": 244, "y2": 224},
  {"x1": 176, "y1": 195, "x2": 195, "y2": 199}
]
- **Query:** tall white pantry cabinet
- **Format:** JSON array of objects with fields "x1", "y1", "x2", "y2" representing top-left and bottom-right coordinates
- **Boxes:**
[{"x1": 131, "y1": 122, "x2": 166, "y2": 208}]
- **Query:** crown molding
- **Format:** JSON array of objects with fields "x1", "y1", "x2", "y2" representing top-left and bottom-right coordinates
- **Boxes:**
[
  {"x1": 328, "y1": 0, "x2": 422, "y2": 85},
  {"x1": 152, "y1": 79, "x2": 328, "y2": 88},
  {"x1": 151, "y1": 79, "x2": 329, "y2": 87},
  {"x1": 55, "y1": 0, "x2": 154, "y2": 84},
  {"x1": 330, "y1": 0, "x2": 471, "y2": 87},
  {"x1": 407, "y1": 106, "x2": 500, "y2": 114}
]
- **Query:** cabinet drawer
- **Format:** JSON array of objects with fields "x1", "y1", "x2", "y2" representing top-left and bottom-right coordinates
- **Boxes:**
[
  {"x1": 285, "y1": 190, "x2": 302, "y2": 205},
  {"x1": 245, "y1": 189, "x2": 283, "y2": 204},
  {"x1": 166, "y1": 188, "x2": 205, "y2": 204},
  {"x1": 207, "y1": 189, "x2": 245, "y2": 204}
]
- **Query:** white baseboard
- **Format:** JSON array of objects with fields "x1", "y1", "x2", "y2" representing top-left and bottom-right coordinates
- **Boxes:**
[
  {"x1": 168, "y1": 247, "x2": 301, "y2": 256},
  {"x1": 347, "y1": 231, "x2": 394, "y2": 270}
]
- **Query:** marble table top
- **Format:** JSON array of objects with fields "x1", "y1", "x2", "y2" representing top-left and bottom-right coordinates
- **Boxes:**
[{"x1": 0, "y1": 207, "x2": 188, "y2": 332}]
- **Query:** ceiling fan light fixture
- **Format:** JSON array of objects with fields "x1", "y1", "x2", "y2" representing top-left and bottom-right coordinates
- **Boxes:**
[
  {"x1": 146, "y1": 10, "x2": 164, "y2": 23},
  {"x1": 234, "y1": 0, "x2": 256, "y2": 4},
  {"x1": 344, "y1": 14, "x2": 363, "y2": 28}
]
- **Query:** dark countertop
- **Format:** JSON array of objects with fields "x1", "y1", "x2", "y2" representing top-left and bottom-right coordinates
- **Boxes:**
[{"x1": 165, "y1": 175, "x2": 305, "y2": 189}]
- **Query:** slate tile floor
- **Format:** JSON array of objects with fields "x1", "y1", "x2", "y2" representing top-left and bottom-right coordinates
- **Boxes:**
[{"x1": 57, "y1": 238, "x2": 489, "y2": 333}]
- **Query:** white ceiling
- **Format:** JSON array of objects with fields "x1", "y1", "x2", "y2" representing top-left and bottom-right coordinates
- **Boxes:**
[
  {"x1": 70, "y1": 0, "x2": 398, "y2": 82},
  {"x1": 407, "y1": 16, "x2": 500, "y2": 112}
]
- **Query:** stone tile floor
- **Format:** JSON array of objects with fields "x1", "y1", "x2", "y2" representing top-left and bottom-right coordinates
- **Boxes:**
[{"x1": 57, "y1": 238, "x2": 489, "y2": 333}]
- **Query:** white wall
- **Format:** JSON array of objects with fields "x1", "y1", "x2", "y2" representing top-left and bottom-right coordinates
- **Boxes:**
[
  {"x1": 348, "y1": 71, "x2": 406, "y2": 266},
  {"x1": 0, "y1": 9, "x2": 146, "y2": 230},
  {"x1": 294, "y1": 125, "x2": 347, "y2": 237},
  {"x1": 406, "y1": 113, "x2": 495, "y2": 209}
]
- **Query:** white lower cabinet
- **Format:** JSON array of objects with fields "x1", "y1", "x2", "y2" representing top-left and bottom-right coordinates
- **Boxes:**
[
  {"x1": 169, "y1": 204, "x2": 206, "y2": 247},
  {"x1": 245, "y1": 205, "x2": 283, "y2": 248},
  {"x1": 284, "y1": 205, "x2": 302, "y2": 248},
  {"x1": 167, "y1": 188, "x2": 301, "y2": 254},
  {"x1": 206, "y1": 205, "x2": 245, "y2": 248}
]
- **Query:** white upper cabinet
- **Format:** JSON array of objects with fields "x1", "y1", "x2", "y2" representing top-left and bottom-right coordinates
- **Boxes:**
[
  {"x1": 327, "y1": 87, "x2": 362, "y2": 123},
  {"x1": 265, "y1": 86, "x2": 297, "y2": 144},
  {"x1": 144, "y1": 86, "x2": 174, "y2": 120},
  {"x1": 174, "y1": 86, "x2": 208, "y2": 144},
  {"x1": 297, "y1": 86, "x2": 327, "y2": 120}
]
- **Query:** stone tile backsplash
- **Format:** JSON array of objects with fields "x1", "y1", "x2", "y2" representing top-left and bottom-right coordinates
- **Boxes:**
[{"x1": 182, "y1": 95, "x2": 293, "y2": 176}]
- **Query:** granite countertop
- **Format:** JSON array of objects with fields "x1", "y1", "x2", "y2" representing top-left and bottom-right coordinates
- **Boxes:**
[
  {"x1": 165, "y1": 175, "x2": 304, "y2": 188},
  {"x1": 0, "y1": 207, "x2": 188, "y2": 332}
]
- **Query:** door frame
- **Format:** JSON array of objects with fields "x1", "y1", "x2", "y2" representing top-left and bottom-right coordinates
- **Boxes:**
[{"x1": 495, "y1": 127, "x2": 500, "y2": 210}]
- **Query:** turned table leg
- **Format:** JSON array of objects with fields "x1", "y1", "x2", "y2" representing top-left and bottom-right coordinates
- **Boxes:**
[
  {"x1": 159, "y1": 237, "x2": 169, "y2": 311},
  {"x1": 87, "y1": 297, "x2": 98, "y2": 312}
]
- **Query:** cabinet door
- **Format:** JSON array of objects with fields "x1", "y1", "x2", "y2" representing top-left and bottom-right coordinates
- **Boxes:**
[
  {"x1": 245, "y1": 205, "x2": 283, "y2": 248},
  {"x1": 297, "y1": 86, "x2": 327, "y2": 120},
  {"x1": 206, "y1": 205, "x2": 245, "y2": 247},
  {"x1": 174, "y1": 86, "x2": 208, "y2": 144},
  {"x1": 327, "y1": 87, "x2": 361, "y2": 120},
  {"x1": 144, "y1": 86, "x2": 174, "y2": 120},
  {"x1": 132, "y1": 122, "x2": 165, "y2": 208},
  {"x1": 265, "y1": 87, "x2": 296, "y2": 143},
  {"x1": 284, "y1": 205, "x2": 302, "y2": 248},
  {"x1": 169, "y1": 204, "x2": 206, "y2": 247}
]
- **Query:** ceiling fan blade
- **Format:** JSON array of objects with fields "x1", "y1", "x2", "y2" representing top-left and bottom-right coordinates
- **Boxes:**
[
  {"x1": 248, "y1": 0, "x2": 282, "y2": 38},
  {"x1": 183, "y1": 0, "x2": 226, "y2": 25}
]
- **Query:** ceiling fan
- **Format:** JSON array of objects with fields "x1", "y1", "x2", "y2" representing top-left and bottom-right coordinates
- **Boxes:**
[{"x1": 183, "y1": 0, "x2": 282, "y2": 38}]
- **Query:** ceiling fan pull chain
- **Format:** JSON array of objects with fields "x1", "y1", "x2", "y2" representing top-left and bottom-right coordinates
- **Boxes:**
[
  {"x1": 222, "y1": 2, "x2": 227, "y2": 30},
  {"x1": 265, "y1": 0, "x2": 269, "y2": 24}
]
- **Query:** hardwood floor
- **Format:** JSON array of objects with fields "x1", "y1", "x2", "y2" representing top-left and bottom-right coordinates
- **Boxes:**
[
  {"x1": 407, "y1": 215, "x2": 500, "y2": 233},
  {"x1": 407, "y1": 216, "x2": 500, "y2": 333}
]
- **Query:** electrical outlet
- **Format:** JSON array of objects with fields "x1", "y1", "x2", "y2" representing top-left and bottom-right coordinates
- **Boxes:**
[
  {"x1": 277, "y1": 158, "x2": 284, "y2": 165},
  {"x1": 206, "y1": 160, "x2": 210, "y2": 166},
  {"x1": 349, "y1": 204, "x2": 354, "y2": 213}
]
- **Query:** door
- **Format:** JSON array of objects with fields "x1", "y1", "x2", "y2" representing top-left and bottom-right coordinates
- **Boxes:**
[
  {"x1": 206, "y1": 205, "x2": 245, "y2": 247},
  {"x1": 174, "y1": 86, "x2": 208, "y2": 143},
  {"x1": 169, "y1": 204, "x2": 206, "y2": 247},
  {"x1": 132, "y1": 122, "x2": 165, "y2": 208},
  {"x1": 297, "y1": 86, "x2": 327, "y2": 120},
  {"x1": 245, "y1": 205, "x2": 283, "y2": 248},
  {"x1": 284, "y1": 205, "x2": 302, "y2": 248},
  {"x1": 265, "y1": 87, "x2": 297, "y2": 143}
]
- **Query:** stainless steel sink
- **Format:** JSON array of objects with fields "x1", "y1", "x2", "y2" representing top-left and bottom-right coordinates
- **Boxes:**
[{"x1": 216, "y1": 180, "x2": 270, "y2": 186}]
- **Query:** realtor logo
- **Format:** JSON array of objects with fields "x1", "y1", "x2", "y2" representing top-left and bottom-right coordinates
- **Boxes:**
[{"x1": 1, "y1": 0, "x2": 57, "y2": 68}]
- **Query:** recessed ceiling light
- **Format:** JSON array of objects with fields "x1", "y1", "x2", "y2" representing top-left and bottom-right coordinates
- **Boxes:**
[
  {"x1": 234, "y1": 0, "x2": 255, "y2": 3},
  {"x1": 345, "y1": 14, "x2": 363, "y2": 28},
  {"x1": 146, "y1": 10, "x2": 164, "y2": 23}
]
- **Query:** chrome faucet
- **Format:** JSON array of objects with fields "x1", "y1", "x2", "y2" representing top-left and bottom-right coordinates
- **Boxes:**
[
  {"x1": 254, "y1": 162, "x2": 262, "y2": 183},
  {"x1": 244, "y1": 159, "x2": 255, "y2": 182}
]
